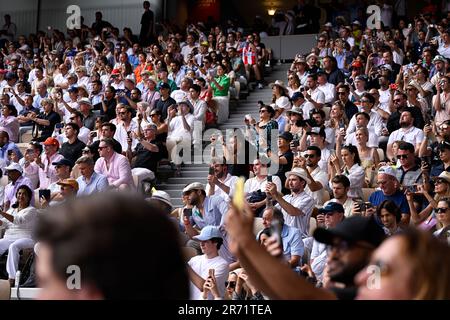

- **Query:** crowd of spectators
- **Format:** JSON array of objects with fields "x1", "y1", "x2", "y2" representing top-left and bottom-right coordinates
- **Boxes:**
[{"x1": 0, "y1": 0, "x2": 449, "y2": 300}]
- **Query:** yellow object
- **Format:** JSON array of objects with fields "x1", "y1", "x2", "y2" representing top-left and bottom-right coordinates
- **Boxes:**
[{"x1": 233, "y1": 177, "x2": 245, "y2": 211}]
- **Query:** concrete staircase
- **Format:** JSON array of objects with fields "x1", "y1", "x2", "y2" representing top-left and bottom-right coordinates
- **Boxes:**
[{"x1": 157, "y1": 65, "x2": 290, "y2": 208}]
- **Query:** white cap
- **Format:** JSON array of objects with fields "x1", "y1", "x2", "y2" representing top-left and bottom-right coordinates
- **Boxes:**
[
  {"x1": 5, "y1": 163, "x2": 23, "y2": 174},
  {"x1": 151, "y1": 190, "x2": 172, "y2": 208},
  {"x1": 378, "y1": 166, "x2": 398, "y2": 179},
  {"x1": 183, "y1": 182, "x2": 205, "y2": 193},
  {"x1": 285, "y1": 167, "x2": 311, "y2": 184}
]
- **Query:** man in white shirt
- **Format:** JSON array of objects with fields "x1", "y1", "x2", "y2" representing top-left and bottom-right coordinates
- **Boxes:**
[
  {"x1": 166, "y1": 101, "x2": 195, "y2": 162},
  {"x1": 324, "y1": 175, "x2": 355, "y2": 217},
  {"x1": 244, "y1": 157, "x2": 282, "y2": 214},
  {"x1": 113, "y1": 105, "x2": 139, "y2": 151},
  {"x1": 346, "y1": 112, "x2": 379, "y2": 148},
  {"x1": 181, "y1": 33, "x2": 199, "y2": 63},
  {"x1": 186, "y1": 226, "x2": 229, "y2": 300},
  {"x1": 206, "y1": 157, "x2": 238, "y2": 203},
  {"x1": 303, "y1": 74, "x2": 325, "y2": 110},
  {"x1": 347, "y1": 93, "x2": 384, "y2": 137},
  {"x1": 266, "y1": 167, "x2": 315, "y2": 239},
  {"x1": 387, "y1": 110, "x2": 424, "y2": 159},
  {"x1": 298, "y1": 146, "x2": 329, "y2": 207},
  {"x1": 317, "y1": 72, "x2": 335, "y2": 104},
  {"x1": 171, "y1": 77, "x2": 192, "y2": 103}
]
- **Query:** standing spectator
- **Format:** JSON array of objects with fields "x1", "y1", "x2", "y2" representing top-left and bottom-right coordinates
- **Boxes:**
[
  {"x1": 166, "y1": 101, "x2": 194, "y2": 163},
  {"x1": 206, "y1": 157, "x2": 238, "y2": 203},
  {"x1": 267, "y1": 167, "x2": 315, "y2": 239},
  {"x1": 139, "y1": 1, "x2": 154, "y2": 46},
  {"x1": 154, "y1": 82, "x2": 176, "y2": 121},
  {"x1": 0, "y1": 14, "x2": 17, "y2": 44},
  {"x1": 37, "y1": 137, "x2": 64, "y2": 189},
  {"x1": 324, "y1": 175, "x2": 355, "y2": 217},
  {"x1": 29, "y1": 98, "x2": 61, "y2": 142},
  {"x1": 94, "y1": 138, "x2": 134, "y2": 190}
]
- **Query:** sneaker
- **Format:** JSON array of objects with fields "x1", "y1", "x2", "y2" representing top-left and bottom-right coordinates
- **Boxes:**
[{"x1": 258, "y1": 83, "x2": 264, "y2": 89}]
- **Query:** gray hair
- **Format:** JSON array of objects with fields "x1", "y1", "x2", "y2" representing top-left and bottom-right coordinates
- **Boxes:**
[{"x1": 76, "y1": 155, "x2": 94, "y2": 166}]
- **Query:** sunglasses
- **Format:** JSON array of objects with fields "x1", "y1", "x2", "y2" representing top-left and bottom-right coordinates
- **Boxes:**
[
  {"x1": 98, "y1": 146, "x2": 108, "y2": 150},
  {"x1": 360, "y1": 100, "x2": 370, "y2": 103},
  {"x1": 436, "y1": 207, "x2": 449, "y2": 213},
  {"x1": 397, "y1": 154, "x2": 408, "y2": 159},
  {"x1": 225, "y1": 281, "x2": 236, "y2": 288},
  {"x1": 304, "y1": 154, "x2": 315, "y2": 158},
  {"x1": 118, "y1": 112, "x2": 127, "y2": 115},
  {"x1": 338, "y1": 92, "x2": 347, "y2": 95},
  {"x1": 435, "y1": 179, "x2": 447, "y2": 185},
  {"x1": 260, "y1": 110, "x2": 268, "y2": 113},
  {"x1": 393, "y1": 99, "x2": 402, "y2": 102}
]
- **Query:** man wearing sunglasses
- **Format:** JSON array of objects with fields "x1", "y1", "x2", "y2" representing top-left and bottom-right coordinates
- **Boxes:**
[{"x1": 394, "y1": 142, "x2": 424, "y2": 189}]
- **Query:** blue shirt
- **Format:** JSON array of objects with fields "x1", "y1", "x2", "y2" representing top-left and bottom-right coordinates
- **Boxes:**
[
  {"x1": 281, "y1": 224, "x2": 304, "y2": 264},
  {"x1": 191, "y1": 195, "x2": 229, "y2": 230},
  {"x1": 369, "y1": 190, "x2": 410, "y2": 215},
  {"x1": 0, "y1": 141, "x2": 23, "y2": 162},
  {"x1": 76, "y1": 172, "x2": 110, "y2": 196}
]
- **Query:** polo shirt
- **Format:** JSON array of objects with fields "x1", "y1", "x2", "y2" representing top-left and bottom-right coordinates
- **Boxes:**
[{"x1": 387, "y1": 126, "x2": 424, "y2": 147}]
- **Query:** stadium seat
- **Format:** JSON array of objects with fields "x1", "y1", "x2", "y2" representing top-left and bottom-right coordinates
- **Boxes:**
[
  {"x1": 377, "y1": 148, "x2": 385, "y2": 162},
  {"x1": 19, "y1": 129, "x2": 33, "y2": 144}
]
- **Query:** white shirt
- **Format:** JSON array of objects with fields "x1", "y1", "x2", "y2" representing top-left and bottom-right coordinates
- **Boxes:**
[
  {"x1": 114, "y1": 119, "x2": 139, "y2": 151},
  {"x1": 318, "y1": 83, "x2": 336, "y2": 104},
  {"x1": 244, "y1": 175, "x2": 282, "y2": 195},
  {"x1": 346, "y1": 128, "x2": 379, "y2": 148},
  {"x1": 387, "y1": 126, "x2": 425, "y2": 147},
  {"x1": 170, "y1": 89, "x2": 189, "y2": 103},
  {"x1": 304, "y1": 166, "x2": 329, "y2": 207},
  {"x1": 275, "y1": 191, "x2": 315, "y2": 239},
  {"x1": 298, "y1": 100, "x2": 315, "y2": 120},
  {"x1": 325, "y1": 198, "x2": 355, "y2": 218},
  {"x1": 378, "y1": 88, "x2": 392, "y2": 113},
  {"x1": 308, "y1": 87, "x2": 325, "y2": 105},
  {"x1": 347, "y1": 109, "x2": 384, "y2": 136},
  {"x1": 205, "y1": 173, "x2": 239, "y2": 202},
  {"x1": 188, "y1": 254, "x2": 229, "y2": 300},
  {"x1": 340, "y1": 164, "x2": 365, "y2": 199},
  {"x1": 168, "y1": 113, "x2": 195, "y2": 139}
]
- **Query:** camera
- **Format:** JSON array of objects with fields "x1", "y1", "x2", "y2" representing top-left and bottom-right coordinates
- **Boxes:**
[
  {"x1": 209, "y1": 167, "x2": 215, "y2": 175},
  {"x1": 291, "y1": 139, "x2": 300, "y2": 148}
]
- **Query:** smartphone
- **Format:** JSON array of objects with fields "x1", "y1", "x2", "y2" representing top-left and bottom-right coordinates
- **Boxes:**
[
  {"x1": 270, "y1": 220, "x2": 282, "y2": 246},
  {"x1": 183, "y1": 208, "x2": 192, "y2": 218},
  {"x1": 291, "y1": 139, "x2": 300, "y2": 148},
  {"x1": 208, "y1": 269, "x2": 215, "y2": 278},
  {"x1": 208, "y1": 167, "x2": 215, "y2": 175},
  {"x1": 55, "y1": 123, "x2": 64, "y2": 129},
  {"x1": 359, "y1": 201, "x2": 366, "y2": 212},
  {"x1": 90, "y1": 131, "x2": 98, "y2": 138},
  {"x1": 39, "y1": 189, "x2": 51, "y2": 202},
  {"x1": 267, "y1": 175, "x2": 272, "y2": 183}
]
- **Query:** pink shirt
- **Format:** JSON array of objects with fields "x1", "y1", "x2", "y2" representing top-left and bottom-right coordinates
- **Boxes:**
[
  {"x1": 94, "y1": 152, "x2": 134, "y2": 188},
  {"x1": 0, "y1": 115, "x2": 20, "y2": 143},
  {"x1": 38, "y1": 152, "x2": 64, "y2": 189}
]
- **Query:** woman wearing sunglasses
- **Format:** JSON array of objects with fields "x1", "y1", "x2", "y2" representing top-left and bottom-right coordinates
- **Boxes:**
[
  {"x1": 406, "y1": 171, "x2": 450, "y2": 230},
  {"x1": 433, "y1": 198, "x2": 450, "y2": 243}
]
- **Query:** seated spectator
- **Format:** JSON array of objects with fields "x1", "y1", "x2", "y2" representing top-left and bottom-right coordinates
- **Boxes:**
[
  {"x1": 317, "y1": 71, "x2": 335, "y2": 104},
  {"x1": 76, "y1": 156, "x2": 109, "y2": 196},
  {"x1": 433, "y1": 198, "x2": 450, "y2": 243},
  {"x1": 0, "y1": 104, "x2": 19, "y2": 142},
  {"x1": 367, "y1": 166, "x2": 410, "y2": 226},
  {"x1": 66, "y1": 110, "x2": 91, "y2": 144},
  {"x1": 430, "y1": 140, "x2": 450, "y2": 177},
  {"x1": 127, "y1": 123, "x2": 163, "y2": 173},
  {"x1": 206, "y1": 157, "x2": 238, "y2": 203},
  {"x1": 324, "y1": 175, "x2": 355, "y2": 217},
  {"x1": 208, "y1": 64, "x2": 230, "y2": 124},
  {"x1": 171, "y1": 77, "x2": 191, "y2": 103},
  {"x1": 17, "y1": 95, "x2": 39, "y2": 127},
  {"x1": 37, "y1": 137, "x2": 64, "y2": 189},
  {"x1": 256, "y1": 104, "x2": 278, "y2": 151},
  {"x1": 94, "y1": 138, "x2": 134, "y2": 190},
  {"x1": 58, "y1": 123, "x2": 86, "y2": 164},
  {"x1": 395, "y1": 142, "x2": 424, "y2": 188},
  {"x1": 257, "y1": 207, "x2": 304, "y2": 269},
  {"x1": 387, "y1": 110, "x2": 424, "y2": 160},
  {"x1": 19, "y1": 142, "x2": 41, "y2": 189},
  {"x1": 155, "y1": 81, "x2": 176, "y2": 121},
  {"x1": 0, "y1": 130, "x2": 22, "y2": 163},
  {"x1": 376, "y1": 200, "x2": 402, "y2": 236},
  {"x1": 47, "y1": 158, "x2": 73, "y2": 203},
  {"x1": 301, "y1": 127, "x2": 331, "y2": 174},
  {"x1": 432, "y1": 76, "x2": 450, "y2": 127},
  {"x1": 345, "y1": 112, "x2": 379, "y2": 148},
  {"x1": 113, "y1": 104, "x2": 139, "y2": 151},
  {"x1": 78, "y1": 98, "x2": 96, "y2": 131},
  {"x1": 329, "y1": 144, "x2": 365, "y2": 199},
  {"x1": 386, "y1": 92, "x2": 424, "y2": 135},
  {"x1": 95, "y1": 86, "x2": 118, "y2": 122},
  {"x1": 40, "y1": 178, "x2": 79, "y2": 208},
  {"x1": 0, "y1": 185, "x2": 37, "y2": 287},
  {"x1": 352, "y1": 127, "x2": 380, "y2": 187},
  {"x1": 186, "y1": 226, "x2": 229, "y2": 300},
  {"x1": 2, "y1": 163, "x2": 33, "y2": 211},
  {"x1": 310, "y1": 202, "x2": 345, "y2": 282},
  {"x1": 87, "y1": 122, "x2": 122, "y2": 159},
  {"x1": 29, "y1": 98, "x2": 61, "y2": 142}
]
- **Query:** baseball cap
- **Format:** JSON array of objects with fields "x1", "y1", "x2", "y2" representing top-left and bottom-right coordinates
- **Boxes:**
[
  {"x1": 5, "y1": 72, "x2": 17, "y2": 80},
  {"x1": 158, "y1": 82, "x2": 171, "y2": 90},
  {"x1": 193, "y1": 226, "x2": 222, "y2": 241},
  {"x1": 57, "y1": 178, "x2": 79, "y2": 191},
  {"x1": 351, "y1": 60, "x2": 363, "y2": 69},
  {"x1": 78, "y1": 97, "x2": 92, "y2": 106},
  {"x1": 52, "y1": 158, "x2": 73, "y2": 168},
  {"x1": 279, "y1": 131, "x2": 293, "y2": 142},
  {"x1": 111, "y1": 69, "x2": 121, "y2": 75},
  {"x1": 183, "y1": 182, "x2": 205, "y2": 193},
  {"x1": 319, "y1": 202, "x2": 345, "y2": 214},
  {"x1": 5, "y1": 163, "x2": 23, "y2": 174},
  {"x1": 313, "y1": 216, "x2": 385, "y2": 247},
  {"x1": 439, "y1": 140, "x2": 450, "y2": 151},
  {"x1": 379, "y1": 64, "x2": 393, "y2": 71},
  {"x1": 378, "y1": 166, "x2": 397, "y2": 179},
  {"x1": 433, "y1": 55, "x2": 447, "y2": 63},
  {"x1": 307, "y1": 127, "x2": 326, "y2": 138},
  {"x1": 291, "y1": 92, "x2": 304, "y2": 101},
  {"x1": 151, "y1": 190, "x2": 172, "y2": 208},
  {"x1": 43, "y1": 137, "x2": 60, "y2": 148}
]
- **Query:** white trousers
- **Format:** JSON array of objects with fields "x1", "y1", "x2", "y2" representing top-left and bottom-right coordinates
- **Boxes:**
[
  {"x1": 213, "y1": 96, "x2": 230, "y2": 124},
  {"x1": 0, "y1": 238, "x2": 35, "y2": 279}
]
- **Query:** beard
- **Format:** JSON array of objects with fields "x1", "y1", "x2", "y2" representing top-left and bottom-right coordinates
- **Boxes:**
[{"x1": 400, "y1": 121, "x2": 410, "y2": 128}]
